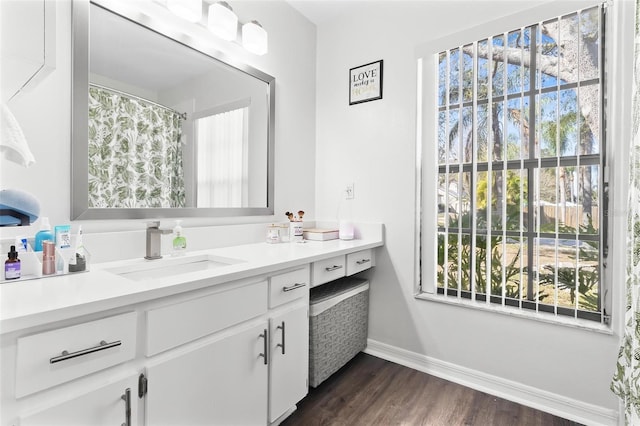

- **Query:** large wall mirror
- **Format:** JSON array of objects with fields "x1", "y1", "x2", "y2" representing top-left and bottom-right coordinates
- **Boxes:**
[{"x1": 71, "y1": 0, "x2": 275, "y2": 220}]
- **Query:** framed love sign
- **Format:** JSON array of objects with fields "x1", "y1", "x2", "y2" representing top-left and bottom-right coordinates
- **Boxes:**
[{"x1": 349, "y1": 60, "x2": 383, "y2": 105}]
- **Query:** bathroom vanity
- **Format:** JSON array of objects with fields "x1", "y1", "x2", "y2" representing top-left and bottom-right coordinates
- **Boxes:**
[{"x1": 0, "y1": 230, "x2": 382, "y2": 425}]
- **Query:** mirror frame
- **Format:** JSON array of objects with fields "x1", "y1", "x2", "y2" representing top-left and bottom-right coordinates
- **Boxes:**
[{"x1": 71, "y1": 0, "x2": 275, "y2": 220}]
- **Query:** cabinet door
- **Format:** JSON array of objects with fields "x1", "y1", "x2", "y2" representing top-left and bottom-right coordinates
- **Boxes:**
[
  {"x1": 145, "y1": 321, "x2": 268, "y2": 426},
  {"x1": 20, "y1": 373, "x2": 139, "y2": 426},
  {"x1": 269, "y1": 304, "x2": 309, "y2": 423}
]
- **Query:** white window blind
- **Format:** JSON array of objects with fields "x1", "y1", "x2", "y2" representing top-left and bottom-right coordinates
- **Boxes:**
[{"x1": 418, "y1": 4, "x2": 608, "y2": 324}]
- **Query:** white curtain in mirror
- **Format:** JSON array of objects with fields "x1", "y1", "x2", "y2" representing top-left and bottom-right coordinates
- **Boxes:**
[{"x1": 195, "y1": 107, "x2": 249, "y2": 207}]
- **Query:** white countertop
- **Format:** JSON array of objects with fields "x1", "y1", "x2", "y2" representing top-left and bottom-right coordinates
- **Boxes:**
[{"x1": 0, "y1": 237, "x2": 383, "y2": 335}]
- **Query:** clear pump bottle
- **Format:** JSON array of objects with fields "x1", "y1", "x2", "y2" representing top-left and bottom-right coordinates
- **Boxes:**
[{"x1": 172, "y1": 220, "x2": 187, "y2": 256}]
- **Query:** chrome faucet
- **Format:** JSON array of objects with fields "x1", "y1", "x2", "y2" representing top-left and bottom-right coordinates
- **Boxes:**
[{"x1": 145, "y1": 221, "x2": 172, "y2": 260}]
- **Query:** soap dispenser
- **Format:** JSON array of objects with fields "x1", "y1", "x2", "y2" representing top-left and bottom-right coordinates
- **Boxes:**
[
  {"x1": 172, "y1": 220, "x2": 186, "y2": 256},
  {"x1": 34, "y1": 217, "x2": 54, "y2": 252}
]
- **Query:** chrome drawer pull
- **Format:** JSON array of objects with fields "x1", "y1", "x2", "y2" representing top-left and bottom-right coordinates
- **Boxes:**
[
  {"x1": 50, "y1": 340, "x2": 122, "y2": 364},
  {"x1": 276, "y1": 321, "x2": 286, "y2": 355},
  {"x1": 121, "y1": 388, "x2": 131, "y2": 426},
  {"x1": 356, "y1": 258, "x2": 371, "y2": 265},
  {"x1": 259, "y1": 329, "x2": 268, "y2": 365},
  {"x1": 282, "y1": 282, "x2": 306, "y2": 292},
  {"x1": 325, "y1": 265, "x2": 343, "y2": 272}
]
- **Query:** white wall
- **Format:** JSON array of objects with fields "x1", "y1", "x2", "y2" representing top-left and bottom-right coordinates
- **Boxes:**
[
  {"x1": 313, "y1": 0, "x2": 633, "y2": 423},
  {"x1": 0, "y1": 0, "x2": 317, "y2": 262}
]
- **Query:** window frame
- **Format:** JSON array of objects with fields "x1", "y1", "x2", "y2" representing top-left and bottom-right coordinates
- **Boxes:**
[{"x1": 415, "y1": 1, "x2": 610, "y2": 329}]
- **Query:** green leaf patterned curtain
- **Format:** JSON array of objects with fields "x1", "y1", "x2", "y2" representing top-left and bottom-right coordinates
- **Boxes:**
[
  {"x1": 611, "y1": 1, "x2": 640, "y2": 423},
  {"x1": 88, "y1": 85, "x2": 185, "y2": 208}
]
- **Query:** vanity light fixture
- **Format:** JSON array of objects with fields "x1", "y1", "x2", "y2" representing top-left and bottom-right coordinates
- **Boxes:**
[
  {"x1": 242, "y1": 20, "x2": 268, "y2": 56},
  {"x1": 166, "y1": 0, "x2": 202, "y2": 23},
  {"x1": 207, "y1": 1, "x2": 238, "y2": 41},
  {"x1": 163, "y1": 0, "x2": 267, "y2": 55}
]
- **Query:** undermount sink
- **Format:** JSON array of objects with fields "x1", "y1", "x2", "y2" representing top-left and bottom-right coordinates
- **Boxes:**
[{"x1": 106, "y1": 254, "x2": 245, "y2": 282}]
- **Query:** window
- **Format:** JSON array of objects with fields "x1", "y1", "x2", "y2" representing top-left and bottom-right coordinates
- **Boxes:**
[
  {"x1": 195, "y1": 105, "x2": 249, "y2": 208},
  {"x1": 421, "y1": 5, "x2": 607, "y2": 323}
]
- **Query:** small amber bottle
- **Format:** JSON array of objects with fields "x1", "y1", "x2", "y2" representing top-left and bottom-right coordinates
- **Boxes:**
[{"x1": 5, "y1": 245, "x2": 21, "y2": 280}]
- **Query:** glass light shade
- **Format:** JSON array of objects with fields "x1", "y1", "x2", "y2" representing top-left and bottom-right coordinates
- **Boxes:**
[
  {"x1": 166, "y1": 0, "x2": 202, "y2": 23},
  {"x1": 208, "y1": 2, "x2": 238, "y2": 41},
  {"x1": 242, "y1": 21, "x2": 268, "y2": 55}
]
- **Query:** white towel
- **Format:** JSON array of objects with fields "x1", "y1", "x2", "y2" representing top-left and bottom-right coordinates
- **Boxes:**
[{"x1": 0, "y1": 103, "x2": 35, "y2": 167}]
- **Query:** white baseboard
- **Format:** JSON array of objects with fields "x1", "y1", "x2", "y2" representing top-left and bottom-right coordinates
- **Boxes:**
[{"x1": 364, "y1": 339, "x2": 618, "y2": 426}]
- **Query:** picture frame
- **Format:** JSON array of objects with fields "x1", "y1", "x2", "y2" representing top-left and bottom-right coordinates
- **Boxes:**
[{"x1": 349, "y1": 60, "x2": 383, "y2": 105}]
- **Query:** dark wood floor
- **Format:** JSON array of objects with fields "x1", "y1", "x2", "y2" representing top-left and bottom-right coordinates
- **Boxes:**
[{"x1": 282, "y1": 353, "x2": 582, "y2": 426}]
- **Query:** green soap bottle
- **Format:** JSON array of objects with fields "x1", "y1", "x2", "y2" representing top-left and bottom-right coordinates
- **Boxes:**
[{"x1": 172, "y1": 220, "x2": 186, "y2": 256}]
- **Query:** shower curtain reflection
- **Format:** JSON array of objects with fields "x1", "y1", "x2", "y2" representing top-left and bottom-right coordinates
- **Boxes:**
[{"x1": 88, "y1": 85, "x2": 185, "y2": 208}]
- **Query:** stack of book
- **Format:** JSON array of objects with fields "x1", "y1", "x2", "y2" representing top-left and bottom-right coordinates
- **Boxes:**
[{"x1": 303, "y1": 228, "x2": 339, "y2": 241}]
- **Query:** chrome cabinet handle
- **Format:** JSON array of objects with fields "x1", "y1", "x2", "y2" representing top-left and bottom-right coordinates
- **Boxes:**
[
  {"x1": 138, "y1": 374, "x2": 148, "y2": 399},
  {"x1": 356, "y1": 258, "x2": 371, "y2": 265},
  {"x1": 325, "y1": 265, "x2": 343, "y2": 272},
  {"x1": 259, "y1": 329, "x2": 268, "y2": 365},
  {"x1": 276, "y1": 321, "x2": 285, "y2": 355},
  {"x1": 50, "y1": 340, "x2": 122, "y2": 364},
  {"x1": 282, "y1": 282, "x2": 306, "y2": 292},
  {"x1": 121, "y1": 388, "x2": 131, "y2": 426}
]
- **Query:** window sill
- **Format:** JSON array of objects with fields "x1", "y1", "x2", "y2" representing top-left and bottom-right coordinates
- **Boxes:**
[{"x1": 414, "y1": 292, "x2": 613, "y2": 335}]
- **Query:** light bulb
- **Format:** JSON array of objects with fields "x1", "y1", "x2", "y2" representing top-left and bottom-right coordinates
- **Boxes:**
[
  {"x1": 208, "y1": 2, "x2": 238, "y2": 41},
  {"x1": 242, "y1": 21, "x2": 268, "y2": 55}
]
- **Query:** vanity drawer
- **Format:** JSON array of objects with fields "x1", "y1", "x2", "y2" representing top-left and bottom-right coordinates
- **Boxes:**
[
  {"x1": 146, "y1": 280, "x2": 268, "y2": 356},
  {"x1": 346, "y1": 249, "x2": 374, "y2": 276},
  {"x1": 15, "y1": 312, "x2": 137, "y2": 398},
  {"x1": 312, "y1": 255, "x2": 346, "y2": 287},
  {"x1": 269, "y1": 265, "x2": 310, "y2": 308}
]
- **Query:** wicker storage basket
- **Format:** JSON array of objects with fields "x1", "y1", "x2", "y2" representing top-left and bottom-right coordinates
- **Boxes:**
[{"x1": 309, "y1": 277, "x2": 369, "y2": 388}]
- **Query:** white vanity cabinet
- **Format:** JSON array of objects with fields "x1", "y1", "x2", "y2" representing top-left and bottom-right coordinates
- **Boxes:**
[
  {"x1": 269, "y1": 303, "x2": 309, "y2": 423},
  {"x1": 145, "y1": 320, "x2": 269, "y2": 425},
  {"x1": 311, "y1": 248, "x2": 375, "y2": 287},
  {"x1": 18, "y1": 374, "x2": 139, "y2": 426},
  {"x1": 0, "y1": 274, "x2": 308, "y2": 426},
  {"x1": 311, "y1": 255, "x2": 347, "y2": 287},
  {"x1": 14, "y1": 312, "x2": 137, "y2": 398},
  {"x1": 142, "y1": 265, "x2": 311, "y2": 425},
  {"x1": 0, "y1": 239, "x2": 382, "y2": 426},
  {"x1": 142, "y1": 279, "x2": 270, "y2": 425},
  {"x1": 346, "y1": 248, "x2": 374, "y2": 276},
  {"x1": 0, "y1": 312, "x2": 139, "y2": 426},
  {"x1": 267, "y1": 266, "x2": 310, "y2": 423}
]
